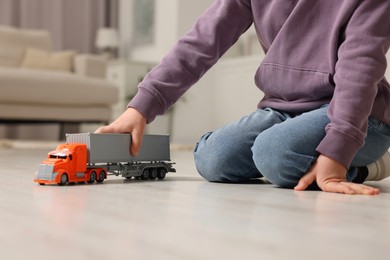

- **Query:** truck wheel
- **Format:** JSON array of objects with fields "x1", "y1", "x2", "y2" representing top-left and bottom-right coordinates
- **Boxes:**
[
  {"x1": 96, "y1": 170, "x2": 105, "y2": 183},
  {"x1": 58, "y1": 173, "x2": 68, "y2": 186},
  {"x1": 157, "y1": 168, "x2": 167, "y2": 180},
  {"x1": 88, "y1": 171, "x2": 97, "y2": 183},
  {"x1": 140, "y1": 169, "x2": 150, "y2": 180},
  {"x1": 150, "y1": 168, "x2": 158, "y2": 180}
]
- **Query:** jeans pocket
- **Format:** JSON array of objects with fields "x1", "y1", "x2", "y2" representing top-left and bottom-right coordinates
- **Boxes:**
[
  {"x1": 378, "y1": 122, "x2": 390, "y2": 137},
  {"x1": 193, "y1": 131, "x2": 213, "y2": 153},
  {"x1": 368, "y1": 117, "x2": 390, "y2": 138}
]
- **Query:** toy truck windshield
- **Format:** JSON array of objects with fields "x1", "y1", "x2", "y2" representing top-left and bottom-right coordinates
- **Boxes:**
[{"x1": 49, "y1": 152, "x2": 69, "y2": 159}]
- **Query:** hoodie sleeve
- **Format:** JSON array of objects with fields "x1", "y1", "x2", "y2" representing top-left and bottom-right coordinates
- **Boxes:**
[
  {"x1": 316, "y1": 0, "x2": 390, "y2": 168},
  {"x1": 128, "y1": 0, "x2": 253, "y2": 123}
]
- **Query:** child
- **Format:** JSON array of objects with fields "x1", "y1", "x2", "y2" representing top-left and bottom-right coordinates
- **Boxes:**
[{"x1": 96, "y1": 0, "x2": 390, "y2": 195}]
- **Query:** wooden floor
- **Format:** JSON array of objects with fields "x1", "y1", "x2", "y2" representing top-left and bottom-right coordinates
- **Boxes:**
[{"x1": 0, "y1": 144, "x2": 390, "y2": 260}]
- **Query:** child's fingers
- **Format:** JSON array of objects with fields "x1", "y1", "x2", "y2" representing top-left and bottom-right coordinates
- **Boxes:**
[
  {"x1": 94, "y1": 125, "x2": 114, "y2": 133},
  {"x1": 341, "y1": 182, "x2": 380, "y2": 195},
  {"x1": 130, "y1": 128, "x2": 144, "y2": 156},
  {"x1": 294, "y1": 170, "x2": 316, "y2": 191}
]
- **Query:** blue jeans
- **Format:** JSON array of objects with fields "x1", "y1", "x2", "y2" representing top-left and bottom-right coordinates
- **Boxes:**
[{"x1": 193, "y1": 106, "x2": 390, "y2": 188}]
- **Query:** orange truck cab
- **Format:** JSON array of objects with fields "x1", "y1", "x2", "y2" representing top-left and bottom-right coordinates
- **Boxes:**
[{"x1": 34, "y1": 143, "x2": 106, "y2": 186}]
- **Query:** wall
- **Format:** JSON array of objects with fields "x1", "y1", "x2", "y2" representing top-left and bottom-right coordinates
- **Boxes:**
[
  {"x1": 122, "y1": 0, "x2": 213, "y2": 63},
  {"x1": 177, "y1": 1, "x2": 212, "y2": 36},
  {"x1": 128, "y1": 0, "x2": 179, "y2": 62}
]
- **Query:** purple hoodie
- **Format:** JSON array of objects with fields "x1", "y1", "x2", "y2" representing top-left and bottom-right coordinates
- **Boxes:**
[{"x1": 129, "y1": 0, "x2": 390, "y2": 169}]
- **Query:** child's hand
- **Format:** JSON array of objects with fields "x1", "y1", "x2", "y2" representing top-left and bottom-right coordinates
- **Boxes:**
[
  {"x1": 95, "y1": 108, "x2": 147, "y2": 156},
  {"x1": 294, "y1": 154, "x2": 380, "y2": 195}
]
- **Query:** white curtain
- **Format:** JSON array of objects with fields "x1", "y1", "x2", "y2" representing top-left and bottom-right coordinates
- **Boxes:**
[{"x1": 0, "y1": 0, "x2": 118, "y2": 53}]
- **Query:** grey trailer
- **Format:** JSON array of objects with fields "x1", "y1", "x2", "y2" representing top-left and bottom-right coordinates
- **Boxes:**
[
  {"x1": 66, "y1": 133, "x2": 171, "y2": 163},
  {"x1": 66, "y1": 133, "x2": 175, "y2": 180}
]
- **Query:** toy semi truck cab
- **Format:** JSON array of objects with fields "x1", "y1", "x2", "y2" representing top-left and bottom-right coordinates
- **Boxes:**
[
  {"x1": 35, "y1": 143, "x2": 106, "y2": 186},
  {"x1": 34, "y1": 133, "x2": 175, "y2": 186}
]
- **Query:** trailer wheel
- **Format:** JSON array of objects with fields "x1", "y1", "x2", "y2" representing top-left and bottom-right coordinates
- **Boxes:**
[
  {"x1": 157, "y1": 168, "x2": 167, "y2": 180},
  {"x1": 140, "y1": 169, "x2": 150, "y2": 180},
  {"x1": 88, "y1": 171, "x2": 97, "y2": 183},
  {"x1": 150, "y1": 168, "x2": 158, "y2": 180},
  {"x1": 58, "y1": 173, "x2": 68, "y2": 186},
  {"x1": 96, "y1": 170, "x2": 105, "y2": 183}
]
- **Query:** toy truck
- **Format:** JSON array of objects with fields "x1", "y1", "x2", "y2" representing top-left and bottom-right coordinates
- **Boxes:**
[{"x1": 34, "y1": 133, "x2": 175, "y2": 186}]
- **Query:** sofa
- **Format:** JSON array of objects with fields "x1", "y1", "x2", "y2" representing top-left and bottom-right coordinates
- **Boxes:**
[{"x1": 0, "y1": 25, "x2": 119, "y2": 132}]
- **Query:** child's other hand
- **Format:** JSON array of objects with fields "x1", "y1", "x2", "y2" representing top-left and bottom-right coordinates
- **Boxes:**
[
  {"x1": 294, "y1": 154, "x2": 380, "y2": 195},
  {"x1": 95, "y1": 108, "x2": 147, "y2": 156}
]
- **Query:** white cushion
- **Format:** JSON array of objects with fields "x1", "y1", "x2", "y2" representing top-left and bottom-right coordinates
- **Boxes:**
[
  {"x1": 0, "y1": 26, "x2": 52, "y2": 67},
  {"x1": 21, "y1": 48, "x2": 77, "y2": 72},
  {"x1": 0, "y1": 67, "x2": 119, "y2": 106}
]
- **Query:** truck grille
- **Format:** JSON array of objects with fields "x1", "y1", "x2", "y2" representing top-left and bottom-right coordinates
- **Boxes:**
[{"x1": 36, "y1": 164, "x2": 55, "y2": 180}]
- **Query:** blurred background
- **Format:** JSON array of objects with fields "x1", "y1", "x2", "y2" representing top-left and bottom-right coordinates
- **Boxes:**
[{"x1": 0, "y1": 0, "x2": 388, "y2": 145}]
